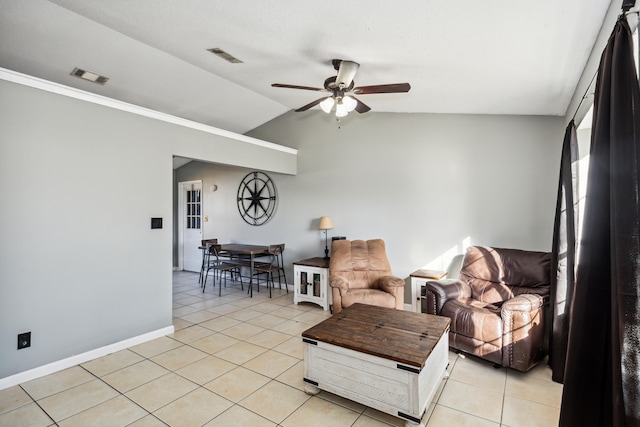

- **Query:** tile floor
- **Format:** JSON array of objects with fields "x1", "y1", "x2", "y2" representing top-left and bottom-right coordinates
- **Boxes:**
[{"x1": 0, "y1": 271, "x2": 563, "y2": 426}]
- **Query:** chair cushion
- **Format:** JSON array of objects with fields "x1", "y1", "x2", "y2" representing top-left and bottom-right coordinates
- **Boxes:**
[
  {"x1": 340, "y1": 288, "x2": 397, "y2": 310},
  {"x1": 460, "y1": 246, "x2": 551, "y2": 304},
  {"x1": 330, "y1": 239, "x2": 393, "y2": 289}
]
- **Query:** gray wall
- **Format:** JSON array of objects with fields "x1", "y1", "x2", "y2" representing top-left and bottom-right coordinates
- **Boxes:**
[
  {"x1": 0, "y1": 78, "x2": 295, "y2": 380},
  {"x1": 177, "y1": 111, "x2": 565, "y2": 303}
]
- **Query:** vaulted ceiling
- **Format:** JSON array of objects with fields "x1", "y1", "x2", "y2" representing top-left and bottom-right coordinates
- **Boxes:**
[{"x1": 1, "y1": 0, "x2": 612, "y2": 134}]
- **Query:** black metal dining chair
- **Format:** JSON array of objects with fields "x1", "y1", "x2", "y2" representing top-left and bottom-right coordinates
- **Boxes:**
[
  {"x1": 203, "y1": 244, "x2": 243, "y2": 296},
  {"x1": 253, "y1": 244, "x2": 286, "y2": 298}
]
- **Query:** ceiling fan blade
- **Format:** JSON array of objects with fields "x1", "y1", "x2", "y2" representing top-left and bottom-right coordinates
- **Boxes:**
[
  {"x1": 272, "y1": 83, "x2": 325, "y2": 91},
  {"x1": 335, "y1": 60, "x2": 360, "y2": 88},
  {"x1": 295, "y1": 97, "x2": 329, "y2": 112},
  {"x1": 352, "y1": 83, "x2": 411, "y2": 94},
  {"x1": 352, "y1": 97, "x2": 371, "y2": 114}
]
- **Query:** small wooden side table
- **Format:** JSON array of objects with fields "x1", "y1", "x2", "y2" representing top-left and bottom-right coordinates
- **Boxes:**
[
  {"x1": 409, "y1": 269, "x2": 448, "y2": 313},
  {"x1": 293, "y1": 257, "x2": 331, "y2": 311}
]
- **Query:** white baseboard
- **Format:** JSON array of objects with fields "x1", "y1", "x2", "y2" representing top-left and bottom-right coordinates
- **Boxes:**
[
  {"x1": 0, "y1": 325, "x2": 174, "y2": 391},
  {"x1": 404, "y1": 303, "x2": 414, "y2": 312}
]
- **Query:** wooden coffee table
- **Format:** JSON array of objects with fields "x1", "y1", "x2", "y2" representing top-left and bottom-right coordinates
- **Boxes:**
[{"x1": 302, "y1": 303, "x2": 450, "y2": 427}]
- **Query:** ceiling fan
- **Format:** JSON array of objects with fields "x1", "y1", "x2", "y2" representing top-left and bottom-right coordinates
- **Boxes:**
[{"x1": 272, "y1": 59, "x2": 411, "y2": 118}]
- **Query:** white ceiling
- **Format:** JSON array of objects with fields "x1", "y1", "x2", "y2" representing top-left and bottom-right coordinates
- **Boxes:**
[{"x1": 1, "y1": 0, "x2": 612, "y2": 135}]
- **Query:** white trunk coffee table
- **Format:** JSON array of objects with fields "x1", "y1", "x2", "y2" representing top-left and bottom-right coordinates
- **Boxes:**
[{"x1": 302, "y1": 303, "x2": 450, "y2": 427}]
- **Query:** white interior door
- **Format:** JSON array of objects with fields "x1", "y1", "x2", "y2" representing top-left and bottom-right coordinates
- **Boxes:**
[{"x1": 179, "y1": 180, "x2": 202, "y2": 272}]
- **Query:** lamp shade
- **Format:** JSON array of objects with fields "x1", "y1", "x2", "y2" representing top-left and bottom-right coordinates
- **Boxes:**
[
  {"x1": 320, "y1": 97, "x2": 335, "y2": 113},
  {"x1": 318, "y1": 216, "x2": 334, "y2": 230}
]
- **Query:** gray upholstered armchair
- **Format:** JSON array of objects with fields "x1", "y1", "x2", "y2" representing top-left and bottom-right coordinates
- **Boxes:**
[
  {"x1": 423, "y1": 246, "x2": 551, "y2": 371},
  {"x1": 329, "y1": 239, "x2": 405, "y2": 314}
]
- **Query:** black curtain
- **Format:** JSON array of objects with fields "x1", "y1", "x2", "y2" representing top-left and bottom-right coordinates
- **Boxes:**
[
  {"x1": 559, "y1": 16, "x2": 640, "y2": 427},
  {"x1": 549, "y1": 121, "x2": 578, "y2": 383}
]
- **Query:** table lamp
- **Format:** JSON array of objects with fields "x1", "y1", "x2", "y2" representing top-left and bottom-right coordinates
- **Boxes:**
[{"x1": 318, "y1": 216, "x2": 334, "y2": 259}]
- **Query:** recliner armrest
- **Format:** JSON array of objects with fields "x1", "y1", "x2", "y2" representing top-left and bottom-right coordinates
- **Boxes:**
[
  {"x1": 330, "y1": 276, "x2": 350, "y2": 291},
  {"x1": 377, "y1": 275, "x2": 405, "y2": 294},
  {"x1": 423, "y1": 279, "x2": 471, "y2": 315}
]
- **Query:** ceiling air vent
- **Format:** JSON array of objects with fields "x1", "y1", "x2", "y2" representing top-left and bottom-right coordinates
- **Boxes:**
[
  {"x1": 70, "y1": 67, "x2": 109, "y2": 85},
  {"x1": 207, "y1": 48, "x2": 243, "y2": 64}
]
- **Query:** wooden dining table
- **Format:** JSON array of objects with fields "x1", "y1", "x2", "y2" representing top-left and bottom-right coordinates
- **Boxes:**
[{"x1": 220, "y1": 243, "x2": 269, "y2": 297}]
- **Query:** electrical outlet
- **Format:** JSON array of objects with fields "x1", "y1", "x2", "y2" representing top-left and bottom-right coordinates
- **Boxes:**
[{"x1": 18, "y1": 332, "x2": 31, "y2": 350}]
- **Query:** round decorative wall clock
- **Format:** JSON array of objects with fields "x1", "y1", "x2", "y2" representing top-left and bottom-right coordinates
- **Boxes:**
[{"x1": 237, "y1": 171, "x2": 277, "y2": 226}]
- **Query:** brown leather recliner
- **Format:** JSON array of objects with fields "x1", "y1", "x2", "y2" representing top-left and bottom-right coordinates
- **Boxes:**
[
  {"x1": 330, "y1": 239, "x2": 405, "y2": 314},
  {"x1": 423, "y1": 246, "x2": 550, "y2": 371}
]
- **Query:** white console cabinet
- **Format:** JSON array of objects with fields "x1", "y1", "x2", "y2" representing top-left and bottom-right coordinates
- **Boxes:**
[{"x1": 293, "y1": 257, "x2": 331, "y2": 311}]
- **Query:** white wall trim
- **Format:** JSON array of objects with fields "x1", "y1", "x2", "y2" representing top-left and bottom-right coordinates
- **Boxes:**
[
  {"x1": 0, "y1": 325, "x2": 174, "y2": 391},
  {"x1": 0, "y1": 67, "x2": 297, "y2": 156}
]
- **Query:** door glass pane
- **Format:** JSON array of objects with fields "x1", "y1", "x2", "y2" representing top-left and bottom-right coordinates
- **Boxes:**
[{"x1": 186, "y1": 188, "x2": 201, "y2": 230}]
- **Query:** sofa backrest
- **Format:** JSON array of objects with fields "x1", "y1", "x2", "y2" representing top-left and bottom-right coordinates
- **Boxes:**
[
  {"x1": 329, "y1": 239, "x2": 393, "y2": 289},
  {"x1": 459, "y1": 246, "x2": 551, "y2": 303}
]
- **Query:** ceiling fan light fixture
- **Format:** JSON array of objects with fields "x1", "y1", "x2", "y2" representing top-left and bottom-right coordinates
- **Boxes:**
[
  {"x1": 320, "y1": 97, "x2": 335, "y2": 113},
  {"x1": 342, "y1": 96, "x2": 357, "y2": 112},
  {"x1": 335, "y1": 99, "x2": 349, "y2": 117}
]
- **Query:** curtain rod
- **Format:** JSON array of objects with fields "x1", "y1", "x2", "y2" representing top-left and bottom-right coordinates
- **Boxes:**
[{"x1": 571, "y1": 5, "x2": 639, "y2": 122}]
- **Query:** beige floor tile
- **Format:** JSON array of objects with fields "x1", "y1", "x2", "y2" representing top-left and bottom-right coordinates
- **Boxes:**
[
  {"x1": 281, "y1": 396, "x2": 360, "y2": 427},
  {"x1": 219, "y1": 322, "x2": 265, "y2": 340},
  {"x1": 0, "y1": 402, "x2": 53, "y2": 427},
  {"x1": 352, "y1": 414, "x2": 396, "y2": 427},
  {"x1": 0, "y1": 386, "x2": 33, "y2": 415},
  {"x1": 273, "y1": 336, "x2": 304, "y2": 359},
  {"x1": 125, "y1": 373, "x2": 198, "y2": 413},
  {"x1": 204, "y1": 366, "x2": 270, "y2": 402},
  {"x1": 215, "y1": 341, "x2": 268, "y2": 364},
  {"x1": 250, "y1": 302, "x2": 284, "y2": 314},
  {"x1": 271, "y1": 306, "x2": 311, "y2": 320},
  {"x1": 317, "y1": 391, "x2": 366, "y2": 413},
  {"x1": 129, "y1": 336, "x2": 182, "y2": 358},
  {"x1": 169, "y1": 324, "x2": 214, "y2": 344},
  {"x1": 37, "y1": 379, "x2": 119, "y2": 422},
  {"x1": 151, "y1": 345, "x2": 208, "y2": 371},
  {"x1": 207, "y1": 305, "x2": 243, "y2": 316},
  {"x1": 437, "y1": 379, "x2": 502, "y2": 423},
  {"x1": 524, "y1": 358, "x2": 554, "y2": 382},
  {"x1": 291, "y1": 310, "x2": 331, "y2": 325},
  {"x1": 127, "y1": 414, "x2": 167, "y2": 427},
  {"x1": 172, "y1": 317, "x2": 194, "y2": 331},
  {"x1": 102, "y1": 360, "x2": 169, "y2": 393},
  {"x1": 242, "y1": 349, "x2": 299, "y2": 378},
  {"x1": 199, "y1": 315, "x2": 242, "y2": 332},
  {"x1": 226, "y1": 308, "x2": 264, "y2": 322},
  {"x1": 448, "y1": 356, "x2": 506, "y2": 393},
  {"x1": 21, "y1": 366, "x2": 94, "y2": 400},
  {"x1": 189, "y1": 299, "x2": 224, "y2": 310},
  {"x1": 189, "y1": 333, "x2": 239, "y2": 354},
  {"x1": 204, "y1": 404, "x2": 276, "y2": 427},
  {"x1": 275, "y1": 361, "x2": 306, "y2": 391},
  {"x1": 154, "y1": 387, "x2": 233, "y2": 427},
  {"x1": 240, "y1": 381, "x2": 310, "y2": 424},
  {"x1": 81, "y1": 349, "x2": 144, "y2": 377},
  {"x1": 176, "y1": 355, "x2": 236, "y2": 385},
  {"x1": 245, "y1": 329, "x2": 291, "y2": 349},
  {"x1": 501, "y1": 395, "x2": 560, "y2": 427},
  {"x1": 426, "y1": 404, "x2": 499, "y2": 427},
  {"x1": 247, "y1": 313, "x2": 287, "y2": 329},
  {"x1": 361, "y1": 407, "x2": 404, "y2": 426},
  {"x1": 172, "y1": 305, "x2": 201, "y2": 317},
  {"x1": 57, "y1": 395, "x2": 147, "y2": 427},
  {"x1": 179, "y1": 309, "x2": 220, "y2": 324},
  {"x1": 271, "y1": 320, "x2": 314, "y2": 336},
  {"x1": 505, "y1": 370, "x2": 563, "y2": 407},
  {"x1": 173, "y1": 295, "x2": 205, "y2": 305},
  {"x1": 226, "y1": 297, "x2": 262, "y2": 309}
]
